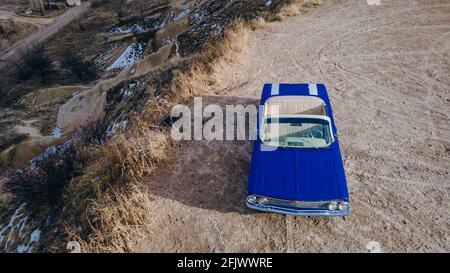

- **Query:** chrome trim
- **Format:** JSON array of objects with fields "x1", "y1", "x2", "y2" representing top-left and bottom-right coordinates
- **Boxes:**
[
  {"x1": 246, "y1": 195, "x2": 350, "y2": 217},
  {"x1": 246, "y1": 195, "x2": 257, "y2": 204}
]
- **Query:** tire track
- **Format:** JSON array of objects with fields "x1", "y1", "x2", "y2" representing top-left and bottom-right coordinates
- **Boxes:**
[{"x1": 138, "y1": 0, "x2": 450, "y2": 252}]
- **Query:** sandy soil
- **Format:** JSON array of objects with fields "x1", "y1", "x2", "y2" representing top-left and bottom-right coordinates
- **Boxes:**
[{"x1": 136, "y1": 0, "x2": 450, "y2": 252}]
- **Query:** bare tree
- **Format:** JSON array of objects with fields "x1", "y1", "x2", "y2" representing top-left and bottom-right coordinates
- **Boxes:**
[
  {"x1": 61, "y1": 51, "x2": 98, "y2": 83},
  {"x1": 15, "y1": 44, "x2": 56, "y2": 83}
]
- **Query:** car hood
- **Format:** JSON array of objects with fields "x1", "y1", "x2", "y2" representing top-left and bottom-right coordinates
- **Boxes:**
[{"x1": 247, "y1": 141, "x2": 348, "y2": 202}]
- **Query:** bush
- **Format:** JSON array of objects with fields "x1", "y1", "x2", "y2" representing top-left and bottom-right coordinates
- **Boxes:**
[
  {"x1": 4, "y1": 116, "x2": 109, "y2": 207},
  {"x1": 73, "y1": 114, "x2": 109, "y2": 146},
  {"x1": 91, "y1": 1, "x2": 101, "y2": 9},
  {"x1": 91, "y1": 0, "x2": 108, "y2": 9},
  {"x1": 0, "y1": 20, "x2": 17, "y2": 38},
  {"x1": 115, "y1": 0, "x2": 127, "y2": 18},
  {"x1": 4, "y1": 141, "x2": 77, "y2": 206},
  {"x1": 6, "y1": 21, "x2": 17, "y2": 36},
  {"x1": 61, "y1": 51, "x2": 98, "y2": 83},
  {"x1": 15, "y1": 44, "x2": 56, "y2": 83}
]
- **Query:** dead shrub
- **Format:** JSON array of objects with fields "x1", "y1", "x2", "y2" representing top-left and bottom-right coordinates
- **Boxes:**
[
  {"x1": 249, "y1": 17, "x2": 268, "y2": 31},
  {"x1": 62, "y1": 118, "x2": 171, "y2": 252},
  {"x1": 107, "y1": 125, "x2": 169, "y2": 183},
  {"x1": 91, "y1": 0, "x2": 108, "y2": 9},
  {"x1": 66, "y1": 183, "x2": 151, "y2": 252},
  {"x1": 169, "y1": 20, "x2": 249, "y2": 102},
  {"x1": 279, "y1": 4, "x2": 301, "y2": 18},
  {"x1": 14, "y1": 44, "x2": 57, "y2": 83},
  {"x1": 61, "y1": 51, "x2": 99, "y2": 83},
  {"x1": 275, "y1": 0, "x2": 322, "y2": 20},
  {"x1": 73, "y1": 114, "x2": 109, "y2": 146},
  {"x1": 68, "y1": 119, "x2": 170, "y2": 200},
  {"x1": 142, "y1": 89, "x2": 170, "y2": 125},
  {"x1": 0, "y1": 20, "x2": 18, "y2": 39},
  {"x1": 3, "y1": 115, "x2": 109, "y2": 208},
  {"x1": 4, "y1": 140, "x2": 77, "y2": 206}
]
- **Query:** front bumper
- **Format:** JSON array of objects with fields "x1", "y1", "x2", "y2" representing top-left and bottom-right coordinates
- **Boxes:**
[{"x1": 246, "y1": 200, "x2": 350, "y2": 217}]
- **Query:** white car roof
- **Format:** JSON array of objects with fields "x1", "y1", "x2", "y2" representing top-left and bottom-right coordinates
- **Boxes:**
[{"x1": 264, "y1": 95, "x2": 327, "y2": 117}]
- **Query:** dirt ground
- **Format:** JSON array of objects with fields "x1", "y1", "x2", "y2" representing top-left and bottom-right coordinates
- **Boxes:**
[
  {"x1": 0, "y1": 1, "x2": 55, "y2": 52},
  {"x1": 0, "y1": 9, "x2": 54, "y2": 28},
  {"x1": 0, "y1": 1, "x2": 90, "y2": 68},
  {"x1": 135, "y1": 0, "x2": 450, "y2": 252}
]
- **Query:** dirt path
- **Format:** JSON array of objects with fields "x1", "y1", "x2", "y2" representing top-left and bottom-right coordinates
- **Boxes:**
[
  {"x1": 136, "y1": 0, "x2": 450, "y2": 252},
  {"x1": 0, "y1": 11, "x2": 54, "y2": 28},
  {"x1": 0, "y1": 1, "x2": 91, "y2": 68}
]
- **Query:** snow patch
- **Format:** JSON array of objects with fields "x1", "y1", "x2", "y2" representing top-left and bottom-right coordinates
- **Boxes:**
[
  {"x1": 266, "y1": 0, "x2": 273, "y2": 7},
  {"x1": 106, "y1": 43, "x2": 144, "y2": 71},
  {"x1": 95, "y1": 43, "x2": 118, "y2": 67},
  {"x1": 106, "y1": 120, "x2": 128, "y2": 137},
  {"x1": 175, "y1": 40, "x2": 180, "y2": 57},
  {"x1": 162, "y1": 36, "x2": 174, "y2": 46},
  {"x1": 121, "y1": 80, "x2": 142, "y2": 97},
  {"x1": 0, "y1": 203, "x2": 28, "y2": 251},
  {"x1": 16, "y1": 228, "x2": 41, "y2": 253},
  {"x1": 119, "y1": 80, "x2": 143, "y2": 104},
  {"x1": 157, "y1": 19, "x2": 167, "y2": 29},
  {"x1": 51, "y1": 127, "x2": 62, "y2": 138},
  {"x1": 108, "y1": 24, "x2": 144, "y2": 35},
  {"x1": 16, "y1": 245, "x2": 28, "y2": 253},
  {"x1": 30, "y1": 139, "x2": 73, "y2": 168},
  {"x1": 174, "y1": 9, "x2": 190, "y2": 21},
  {"x1": 191, "y1": 10, "x2": 208, "y2": 23}
]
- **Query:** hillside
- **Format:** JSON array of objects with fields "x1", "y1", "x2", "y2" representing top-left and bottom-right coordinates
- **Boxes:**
[
  {"x1": 0, "y1": 0, "x2": 319, "y2": 253},
  {"x1": 1, "y1": 0, "x2": 449, "y2": 253}
]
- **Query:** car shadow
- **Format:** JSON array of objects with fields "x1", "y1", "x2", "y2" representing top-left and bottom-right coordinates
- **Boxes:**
[{"x1": 146, "y1": 95, "x2": 259, "y2": 214}]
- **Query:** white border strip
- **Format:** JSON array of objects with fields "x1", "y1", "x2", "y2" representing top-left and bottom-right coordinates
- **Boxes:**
[
  {"x1": 309, "y1": 83, "x2": 318, "y2": 96},
  {"x1": 271, "y1": 83, "x2": 280, "y2": 95}
]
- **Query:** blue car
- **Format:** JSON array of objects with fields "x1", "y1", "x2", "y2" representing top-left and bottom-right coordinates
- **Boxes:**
[{"x1": 246, "y1": 83, "x2": 350, "y2": 216}]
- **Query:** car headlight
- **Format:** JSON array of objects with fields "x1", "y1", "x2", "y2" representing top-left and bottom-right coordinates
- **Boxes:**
[
  {"x1": 338, "y1": 202, "x2": 347, "y2": 210},
  {"x1": 247, "y1": 195, "x2": 257, "y2": 204},
  {"x1": 327, "y1": 201, "x2": 338, "y2": 211},
  {"x1": 258, "y1": 197, "x2": 268, "y2": 204}
]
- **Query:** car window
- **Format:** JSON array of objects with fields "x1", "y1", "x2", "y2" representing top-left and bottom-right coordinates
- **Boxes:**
[{"x1": 262, "y1": 117, "x2": 333, "y2": 149}]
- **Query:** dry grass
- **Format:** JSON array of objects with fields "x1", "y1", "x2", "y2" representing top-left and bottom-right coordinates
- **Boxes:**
[
  {"x1": 249, "y1": 17, "x2": 268, "y2": 31},
  {"x1": 0, "y1": 19, "x2": 38, "y2": 48},
  {"x1": 54, "y1": 1, "x2": 322, "y2": 252},
  {"x1": 276, "y1": 0, "x2": 323, "y2": 21},
  {"x1": 1, "y1": 0, "x2": 326, "y2": 253},
  {"x1": 63, "y1": 118, "x2": 172, "y2": 252},
  {"x1": 61, "y1": 20, "x2": 251, "y2": 252},
  {"x1": 277, "y1": 4, "x2": 301, "y2": 20},
  {"x1": 169, "y1": 20, "x2": 249, "y2": 102},
  {"x1": 66, "y1": 183, "x2": 152, "y2": 253}
]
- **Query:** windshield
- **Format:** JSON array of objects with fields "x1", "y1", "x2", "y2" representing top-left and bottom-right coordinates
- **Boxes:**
[{"x1": 261, "y1": 117, "x2": 333, "y2": 149}]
